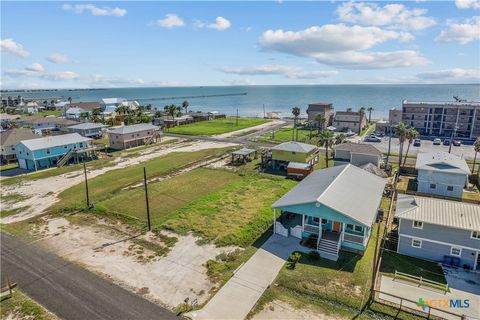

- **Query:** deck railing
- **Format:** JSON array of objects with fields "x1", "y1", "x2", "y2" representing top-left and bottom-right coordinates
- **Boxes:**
[
  {"x1": 304, "y1": 224, "x2": 319, "y2": 234},
  {"x1": 343, "y1": 232, "x2": 364, "y2": 244}
]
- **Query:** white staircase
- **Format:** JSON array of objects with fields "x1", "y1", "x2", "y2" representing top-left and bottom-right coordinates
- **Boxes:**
[{"x1": 57, "y1": 149, "x2": 74, "y2": 168}]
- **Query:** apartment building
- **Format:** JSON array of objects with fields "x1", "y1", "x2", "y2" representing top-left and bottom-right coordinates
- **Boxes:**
[
  {"x1": 333, "y1": 111, "x2": 366, "y2": 133},
  {"x1": 400, "y1": 100, "x2": 480, "y2": 138}
]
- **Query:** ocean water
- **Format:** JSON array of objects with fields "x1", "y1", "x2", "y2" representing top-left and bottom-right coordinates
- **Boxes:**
[{"x1": 3, "y1": 84, "x2": 480, "y2": 119}]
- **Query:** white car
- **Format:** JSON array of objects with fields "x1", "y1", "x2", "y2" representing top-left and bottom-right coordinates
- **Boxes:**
[{"x1": 433, "y1": 138, "x2": 442, "y2": 145}]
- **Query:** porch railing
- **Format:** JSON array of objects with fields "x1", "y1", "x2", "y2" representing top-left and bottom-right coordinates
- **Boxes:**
[
  {"x1": 343, "y1": 232, "x2": 364, "y2": 244},
  {"x1": 304, "y1": 224, "x2": 319, "y2": 234}
]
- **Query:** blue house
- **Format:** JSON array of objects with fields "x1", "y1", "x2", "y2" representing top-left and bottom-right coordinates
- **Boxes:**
[
  {"x1": 272, "y1": 164, "x2": 386, "y2": 260},
  {"x1": 16, "y1": 133, "x2": 93, "y2": 170},
  {"x1": 395, "y1": 194, "x2": 480, "y2": 270},
  {"x1": 416, "y1": 151, "x2": 470, "y2": 199}
]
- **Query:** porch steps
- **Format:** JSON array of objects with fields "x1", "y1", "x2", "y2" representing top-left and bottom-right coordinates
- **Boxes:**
[
  {"x1": 57, "y1": 149, "x2": 74, "y2": 168},
  {"x1": 317, "y1": 238, "x2": 339, "y2": 261}
]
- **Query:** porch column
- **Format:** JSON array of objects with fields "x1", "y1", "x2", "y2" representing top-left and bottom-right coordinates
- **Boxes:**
[
  {"x1": 302, "y1": 214, "x2": 305, "y2": 231},
  {"x1": 341, "y1": 223, "x2": 345, "y2": 241},
  {"x1": 273, "y1": 209, "x2": 276, "y2": 234}
]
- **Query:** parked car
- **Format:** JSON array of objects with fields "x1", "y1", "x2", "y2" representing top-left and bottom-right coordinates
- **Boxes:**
[
  {"x1": 443, "y1": 139, "x2": 451, "y2": 146},
  {"x1": 433, "y1": 138, "x2": 442, "y2": 145},
  {"x1": 413, "y1": 139, "x2": 421, "y2": 147},
  {"x1": 453, "y1": 140, "x2": 462, "y2": 146},
  {"x1": 345, "y1": 130, "x2": 355, "y2": 137},
  {"x1": 365, "y1": 135, "x2": 381, "y2": 142},
  {"x1": 374, "y1": 131, "x2": 385, "y2": 137}
]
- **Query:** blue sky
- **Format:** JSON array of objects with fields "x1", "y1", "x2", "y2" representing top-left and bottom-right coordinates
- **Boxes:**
[{"x1": 1, "y1": 1, "x2": 479, "y2": 89}]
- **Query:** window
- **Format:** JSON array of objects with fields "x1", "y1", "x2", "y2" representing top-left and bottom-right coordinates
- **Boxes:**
[
  {"x1": 412, "y1": 239, "x2": 422, "y2": 248},
  {"x1": 447, "y1": 186, "x2": 454, "y2": 191},
  {"x1": 430, "y1": 184, "x2": 436, "y2": 189},
  {"x1": 471, "y1": 231, "x2": 480, "y2": 239},
  {"x1": 450, "y1": 247, "x2": 462, "y2": 256},
  {"x1": 346, "y1": 224, "x2": 354, "y2": 230},
  {"x1": 321, "y1": 219, "x2": 327, "y2": 225},
  {"x1": 147, "y1": 131, "x2": 150, "y2": 135},
  {"x1": 64, "y1": 145, "x2": 67, "y2": 148},
  {"x1": 412, "y1": 221, "x2": 423, "y2": 229},
  {"x1": 11, "y1": 147, "x2": 14, "y2": 151},
  {"x1": 46, "y1": 148, "x2": 50, "y2": 154},
  {"x1": 354, "y1": 225, "x2": 362, "y2": 232},
  {"x1": 313, "y1": 217, "x2": 320, "y2": 223}
]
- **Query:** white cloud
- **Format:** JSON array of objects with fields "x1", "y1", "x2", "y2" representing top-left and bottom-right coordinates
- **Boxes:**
[
  {"x1": 25, "y1": 63, "x2": 45, "y2": 73},
  {"x1": 47, "y1": 53, "x2": 70, "y2": 64},
  {"x1": 46, "y1": 71, "x2": 80, "y2": 81},
  {"x1": 0, "y1": 39, "x2": 30, "y2": 57},
  {"x1": 435, "y1": 16, "x2": 480, "y2": 44},
  {"x1": 195, "y1": 16, "x2": 231, "y2": 31},
  {"x1": 258, "y1": 24, "x2": 426, "y2": 69},
  {"x1": 455, "y1": 0, "x2": 480, "y2": 10},
  {"x1": 223, "y1": 78, "x2": 255, "y2": 85},
  {"x1": 416, "y1": 68, "x2": 480, "y2": 82},
  {"x1": 337, "y1": 2, "x2": 436, "y2": 30},
  {"x1": 222, "y1": 64, "x2": 338, "y2": 79},
  {"x1": 152, "y1": 14, "x2": 185, "y2": 28},
  {"x1": 62, "y1": 4, "x2": 126, "y2": 17}
]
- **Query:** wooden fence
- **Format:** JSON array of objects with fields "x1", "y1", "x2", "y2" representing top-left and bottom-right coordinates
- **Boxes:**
[{"x1": 394, "y1": 270, "x2": 449, "y2": 293}]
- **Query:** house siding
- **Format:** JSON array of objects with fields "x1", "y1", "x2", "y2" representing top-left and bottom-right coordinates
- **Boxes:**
[
  {"x1": 351, "y1": 153, "x2": 380, "y2": 167},
  {"x1": 107, "y1": 129, "x2": 157, "y2": 150},
  {"x1": 271, "y1": 149, "x2": 315, "y2": 164},
  {"x1": 417, "y1": 169, "x2": 466, "y2": 198}
]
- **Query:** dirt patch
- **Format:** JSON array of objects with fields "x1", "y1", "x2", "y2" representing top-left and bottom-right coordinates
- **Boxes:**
[
  {"x1": 1, "y1": 140, "x2": 238, "y2": 224},
  {"x1": 36, "y1": 217, "x2": 239, "y2": 310},
  {"x1": 253, "y1": 300, "x2": 341, "y2": 320}
]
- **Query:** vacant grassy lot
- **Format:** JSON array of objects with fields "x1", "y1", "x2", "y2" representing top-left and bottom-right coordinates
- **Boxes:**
[
  {"x1": 168, "y1": 117, "x2": 269, "y2": 136},
  {"x1": 1, "y1": 289, "x2": 57, "y2": 320},
  {"x1": 49, "y1": 148, "x2": 234, "y2": 213},
  {"x1": 36, "y1": 110, "x2": 63, "y2": 117},
  {"x1": 0, "y1": 163, "x2": 18, "y2": 171},
  {"x1": 255, "y1": 127, "x2": 316, "y2": 144}
]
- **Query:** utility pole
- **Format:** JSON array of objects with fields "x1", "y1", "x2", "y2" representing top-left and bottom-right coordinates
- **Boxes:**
[
  {"x1": 83, "y1": 163, "x2": 90, "y2": 208},
  {"x1": 143, "y1": 167, "x2": 151, "y2": 231},
  {"x1": 263, "y1": 104, "x2": 266, "y2": 119},
  {"x1": 236, "y1": 108, "x2": 239, "y2": 126},
  {"x1": 370, "y1": 217, "x2": 381, "y2": 299},
  {"x1": 386, "y1": 121, "x2": 392, "y2": 164}
]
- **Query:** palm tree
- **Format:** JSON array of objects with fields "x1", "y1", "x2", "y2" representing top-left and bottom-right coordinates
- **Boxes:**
[
  {"x1": 367, "y1": 107, "x2": 374, "y2": 123},
  {"x1": 164, "y1": 104, "x2": 179, "y2": 127},
  {"x1": 395, "y1": 122, "x2": 408, "y2": 169},
  {"x1": 318, "y1": 130, "x2": 335, "y2": 168},
  {"x1": 315, "y1": 113, "x2": 326, "y2": 134},
  {"x1": 182, "y1": 100, "x2": 189, "y2": 114},
  {"x1": 145, "y1": 104, "x2": 152, "y2": 111},
  {"x1": 473, "y1": 137, "x2": 480, "y2": 176},
  {"x1": 335, "y1": 133, "x2": 347, "y2": 145},
  {"x1": 346, "y1": 107, "x2": 353, "y2": 112},
  {"x1": 291, "y1": 107, "x2": 301, "y2": 141},
  {"x1": 358, "y1": 107, "x2": 366, "y2": 134},
  {"x1": 402, "y1": 127, "x2": 419, "y2": 167},
  {"x1": 116, "y1": 105, "x2": 128, "y2": 115}
]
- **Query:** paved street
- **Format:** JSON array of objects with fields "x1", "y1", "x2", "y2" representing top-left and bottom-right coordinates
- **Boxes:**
[{"x1": 1, "y1": 232, "x2": 177, "y2": 320}]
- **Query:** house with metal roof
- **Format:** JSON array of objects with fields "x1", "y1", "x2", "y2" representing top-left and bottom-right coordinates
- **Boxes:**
[
  {"x1": 270, "y1": 141, "x2": 319, "y2": 169},
  {"x1": 16, "y1": 133, "x2": 94, "y2": 170},
  {"x1": 272, "y1": 164, "x2": 386, "y2": 260},
  {"x1": 415, "y1": 151, "x2": 471, "y2": 199},
  {"x1": 65, "y1": 102, "x2": 101, "y2": 120},
  {"x1": 0, "y1": 128, "x2": 39, "y2": 163},
  {"x1": 68, "y1": 122, "x2": 108, "y2": 138},
  {"x1": 395, "y1": 194, "x2": 480, "y2": 270},
  {"x1": 333, "y1": 143, "x2": 383, "y2": 168},
  {"x1": 107, "y1": 123, "x2": 160, "y2": 150}
]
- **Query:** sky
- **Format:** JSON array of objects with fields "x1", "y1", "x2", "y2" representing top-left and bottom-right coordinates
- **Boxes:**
[{"x1": 1, "y1": 0, "x2": 480, "y2": 89}]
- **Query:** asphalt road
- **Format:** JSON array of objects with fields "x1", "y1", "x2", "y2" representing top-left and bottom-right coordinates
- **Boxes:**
[{"x1": 1, "y1": 232, "x2": 177, "y2": 320}]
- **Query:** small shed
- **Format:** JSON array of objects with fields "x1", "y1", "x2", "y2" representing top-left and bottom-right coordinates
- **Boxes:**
[
  {"x1": 231, "y1": 148, "x2": 257, "y2": 164},
  {"x1": 287, "y1": 162, "x2": 313, "y2": 180}
]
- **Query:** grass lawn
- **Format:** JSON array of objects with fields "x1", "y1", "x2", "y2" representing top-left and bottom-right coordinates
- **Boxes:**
[
  {"x1": 49, "y1": 148, "x2": 235, "y2": 213},
  {"x1": 168, "y1": 117, "x2": 270, "y2": 136},
  {"x1": 255, "y1": 127, "x2": 317, "y2": 144},
  {"x1": 0, "y1": 163, "x2": 18, "y2": 171},
  {"x1": 35, "y1": 110, "x2": 63, "y2": 117},
  {"x1": 1, "y1": 289, "x2": 57, "y2": 320},
  {"x1": 360, "y1": 123, "x2": 376, "y2": 137}
]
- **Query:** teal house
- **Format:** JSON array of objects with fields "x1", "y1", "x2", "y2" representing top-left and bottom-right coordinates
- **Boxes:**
[{"x1": 272, "y1": 164, "x2": 386, "y2": 261}]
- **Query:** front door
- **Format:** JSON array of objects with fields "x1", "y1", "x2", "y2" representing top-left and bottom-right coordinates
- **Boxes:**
[{"x1": 332, "y1": 221, "x2": 341, "y2": 232}]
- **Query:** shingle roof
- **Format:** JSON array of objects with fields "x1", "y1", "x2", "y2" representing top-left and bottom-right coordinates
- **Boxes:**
[
  {"x1": 20, "y1": 133, "x2": 92, "y2": 151},
  {"x1": 334, "y1": 143, "x2": 382, "y2": 156},
  {"x1": 273, "y1": 164, "x2": 386, "y2": 226},
  {"x1": 271, "y1": 141, "x2": 317, "y2": 153},
  {"x1": 395, "y1": 194, "x2": 480, "y2": 231},
  {"x1": 416, "y1": 151, "x2": 471, "y2": 175},
  {"x1": 107, "y1": 123, "x2": 159, "y2": 134},
  {"x1": 68, "y1": 123, "x2": 108, "y2": 130},
  {"x1": 0, "y1": 128, "x2": 38, "y2": 146},
  {"x1": 66, "y1": 102, "x2": 101, "y2": 111}
]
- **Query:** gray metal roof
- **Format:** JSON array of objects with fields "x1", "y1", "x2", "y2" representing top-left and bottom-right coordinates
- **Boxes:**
[
  {"x1": 271, "y1": 141, "x2": 317, "y2": 153},
  {"x1": 395, "y1": 194, "x2": 480, "y2": 231},
  {"x1": 287, "y1": 162, "x2": 311, "y2": 170},
  {"x1": 107, "y1": 123, "x2": 159, "y2": 135},
  {"x1": 334, "y1": 143, "x2": 382, "y2": 156},
  {"x1": 20, "y1": 133, "x2": 92, "y2": 151},
  {"x1": 273, "y1": 164, "x2": 386, "y2": 226},
  {"x1": 416, "y1": 151, "x2": 471, "y2": 175},
  {"x1": 68, "y1": 123, "x2": 108, "y2": 130},
  {"x1": 232, "y1": 148, "x2": 256, "y2": 156}
]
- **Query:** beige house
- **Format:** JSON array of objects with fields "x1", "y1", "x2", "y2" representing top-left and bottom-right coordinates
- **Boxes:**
[
  {"x1": 107, "y1": 123, "x2": 160, "y2": 150},
  {"x1": 306, "y1": 102, "x2": 335, "y2": 127},
  {"x1": 333, "y1": 111, "x2": 366, "y2": 133},
  {"x1": 1, "y1": 127, "x2": 39, "y2": 163},
  {"x1": 333, "y1": 143, "x2": 383, "y2": 167}
]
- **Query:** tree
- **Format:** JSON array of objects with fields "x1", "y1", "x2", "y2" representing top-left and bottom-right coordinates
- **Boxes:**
[
  {"x1": 315, "y1": 113, "x2": 326, "y2": 134},
  {"x1": 473, "y1": 137, "x2": 480, "y2": 177},
  {"x1": 335, "y1": 133, "x2": 347, "y2": 145},
  {"x1": 367, "y1": 107, "x2": 374, "y2": 123},
  {"x1": 291, "y1": 107, "x2": 301, "y2": 141},
  {"x1": 346, "y1": 107, "x2": 353, "y2": 112},
  {"x1": 358, "y1": 107, "x2": 366, "y2": 134},
  {"x1": 395, "y1": 122, "x2": 408, "y2": 169},
  {"x1": 116, "y1": 105, "x2": 128, "y2": 115},
  {"x1": 402, "y1": 127, "x2": 419, "y2": 167},
  {"x1": 318, "y1": 130, "x2": 335, "y2": 168},
  {"x1": 164, "y1": 104, "x2": 179, "y2": 127},
  {"x1": 0, "y1": 101, "x2": 5, "y2": 113},
  {"x1": 145, "y1": 104, "x2": 152, "y2": 111},
  {"x1": 182, "y1": 100, "x2": 189, "y2": 114},
  {"x1": 80, "y1": 112, "x2": 90, "y2": 121}
]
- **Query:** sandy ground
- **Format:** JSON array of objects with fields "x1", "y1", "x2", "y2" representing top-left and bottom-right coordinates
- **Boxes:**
[
  {"x1": 214, "y1": 120, "x2": 285, "y2": 138},
  {"x1": 34, "y1": 217, "x2": 238, "y2": 309},
  {"x1": 252, "y1": 301, "x2": 341, "y2": 320},
  {"x1": 1, "y1": 139, "x2": 238, "y2": 224}
]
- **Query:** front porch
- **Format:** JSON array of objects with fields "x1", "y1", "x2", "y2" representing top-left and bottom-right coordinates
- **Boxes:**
[{"x1": 274, "y1": 210, "x2": 371, "y2": 261}]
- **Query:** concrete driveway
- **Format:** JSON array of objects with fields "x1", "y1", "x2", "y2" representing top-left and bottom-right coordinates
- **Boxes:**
[{"x1": 186, "y1": 234, "x2": 307, "y2": 320}]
